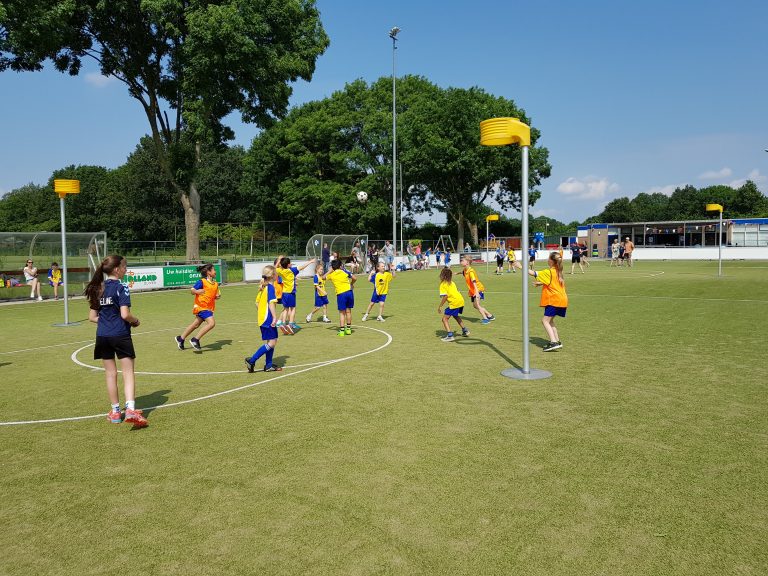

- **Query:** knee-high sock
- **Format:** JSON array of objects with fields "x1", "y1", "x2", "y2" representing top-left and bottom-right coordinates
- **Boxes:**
[
  {"x1": 265, "y1": 346, "x2": 275, "y2": 367},
  {"x1": 250, "y1": 343, "x2": 271, "y2": 364}
]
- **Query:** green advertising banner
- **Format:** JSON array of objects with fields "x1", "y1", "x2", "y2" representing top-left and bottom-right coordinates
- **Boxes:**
[{"x1": 162, "y1": 264, "x2": 223, "y2": 288}]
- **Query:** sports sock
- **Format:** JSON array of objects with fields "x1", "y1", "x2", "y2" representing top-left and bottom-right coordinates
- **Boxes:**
[
  {"x1": 447, "y1": 331, "x2": 454, "y2": 337},
  {"x1": 265, "y1": 347, "x2": 274, "y2": 366},
  {"x1": 125, "y1": 400, "x2": 135, "y2": 411},
  {"x1": 250, "y1": 343, "x2": 271, "y2": 363},
  {"x1": 111, "y1": 403, "x2": 120, "y2": 412}
]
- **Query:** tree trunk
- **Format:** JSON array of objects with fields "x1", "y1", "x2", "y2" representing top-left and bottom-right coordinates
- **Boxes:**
[
  {"x1": 181, "y1": 180, "x2": 201, "y2": 261},
  {"x1": 455, "y1": 212, "x2": 465, "y2": 254},
  {"x1": 468, "y1": 222, "x2": 479, "y2": 247}
]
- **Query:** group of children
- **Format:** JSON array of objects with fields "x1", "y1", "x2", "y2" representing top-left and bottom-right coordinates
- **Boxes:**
[{"x1": 84, "y1": 247, "x2": 568, "y2": 428}]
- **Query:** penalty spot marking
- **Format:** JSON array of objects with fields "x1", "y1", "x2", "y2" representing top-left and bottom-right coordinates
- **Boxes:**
[{"x1": 0, "y1": 324, "x2": 392, "y2": 427}]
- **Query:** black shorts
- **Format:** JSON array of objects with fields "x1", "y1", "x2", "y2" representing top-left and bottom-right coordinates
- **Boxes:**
[
  {"x1": 94, "y1": 335, "x2": 136, "y2": 360},
  {"x1": 572, "y1": 255, "x2": 581, "y2": 263},
  {"x1": 496, "y1": 257, "x2": 504, "y2": 266}
]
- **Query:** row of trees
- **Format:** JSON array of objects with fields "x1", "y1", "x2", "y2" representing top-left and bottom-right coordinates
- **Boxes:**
[
  {"x1": 0, "y1": 76, "x2": 553, "y2": 250},
  {"x1": 590, "y1": 183, "x2": 768, "y2": 224}
]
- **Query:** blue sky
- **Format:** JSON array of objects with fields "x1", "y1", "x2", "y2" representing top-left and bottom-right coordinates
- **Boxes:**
[{"x1": 1, "y1": 0, "x2": 767, "y2": 224}]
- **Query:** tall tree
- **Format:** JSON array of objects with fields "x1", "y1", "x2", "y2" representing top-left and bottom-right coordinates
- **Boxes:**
[
  {"x1": 400, "y1": 87, "x2": 551, "y2": 250},
  {"x1": 0, "y1": 0, "x2": 328, "y2": 259}
]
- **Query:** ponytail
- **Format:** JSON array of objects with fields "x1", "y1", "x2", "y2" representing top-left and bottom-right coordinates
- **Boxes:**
[
  {"x1": 84, "y1": 255, "x2": 125, "y2": 309},
  {"x1": 549, "y1": 251, "x2": 565, "y2": 286},
  {"x1": 259, "y1": 265, "x2": 276, "y2": 291},
  {"x1": 197, "y1": 263, "x2": 214, "y2": 277}
]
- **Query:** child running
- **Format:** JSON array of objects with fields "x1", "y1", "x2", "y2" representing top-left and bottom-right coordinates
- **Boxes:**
[
  {"x1": 245, "y1": 265, "x2": 282, "y2": 372},
  {"x1": 175, "y1": 263, "x2": 220, "y2": 351},
  {"x1": 361, "y1": 261, "x2": 394, "y2": 322},
  {"x1": 437, "y1": 267, "x2": 469, "y2": 342},
  {"x1": 305, "y1": 263, "x2": 332, "y2": 323},
  {"x1": 514, "y1": 251, "x2": 568, "y2": 351},
  {"x1": 324, "y1": 259, "x2": 356, "y2": 336},
  {"x1": 460, "y1": 254, "x2": 495, "y2": 324},
  {"x1": 84, "y1": 255, "x2": 147, "y2": 428},
  {"x1": 276, "y1": 256, "x2": 316, "y2": 333}
]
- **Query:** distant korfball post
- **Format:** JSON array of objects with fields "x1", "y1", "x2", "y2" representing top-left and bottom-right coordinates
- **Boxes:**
[
  {"x1": 485, "y1": 213, "x2": 499, "y2": 275},
  {"x1": 706, "y1": 203, "x2": 724, "y2": 277},
  {"x1": 53, "y1": 179, "x2": 81, "y2": 327},
  {"x1": 480, "y1": 118, "x2": 551, "y2": 380}
]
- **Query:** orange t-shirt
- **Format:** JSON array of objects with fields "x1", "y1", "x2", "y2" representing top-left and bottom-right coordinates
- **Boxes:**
[
  {"x1": 535, "y1": 268, "x2": 568, "y2": 308},
  {"x1": 462, "y1": 266, "x2": 485, "y2": 297}
]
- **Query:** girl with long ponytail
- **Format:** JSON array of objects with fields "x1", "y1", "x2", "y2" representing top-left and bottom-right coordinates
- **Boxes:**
[
  {"x1": 513, "y1": 250, "x2": 569, "y2": 351},
  {"x1": 84, "y1": 255, "x2": 147, "y2": 427}
]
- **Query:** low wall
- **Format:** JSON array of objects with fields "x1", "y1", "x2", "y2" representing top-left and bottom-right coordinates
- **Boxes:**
[{"x1": 633, "y1": 247, "x2": 768, "y2": 260}]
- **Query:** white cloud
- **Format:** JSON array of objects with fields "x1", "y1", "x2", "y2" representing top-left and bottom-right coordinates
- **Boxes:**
[
  {"x1": 641, "y1": 182, "x2": 689, "y2": 196},
  {"x1": 699, "y1": 167, "x2": 732, "y2": 180},
  {"x1": 556, "y1": 176, "x2": 619, "y2": 200},
  {"x1": 84, "y1": 72, "x2": 117, "y2": 88},
  {"x1": 729, "y1": 169, "x2": 767, "y2": 188},
  {"x1": 530, "y1": 207, "x2": 562, "y2": 218}
]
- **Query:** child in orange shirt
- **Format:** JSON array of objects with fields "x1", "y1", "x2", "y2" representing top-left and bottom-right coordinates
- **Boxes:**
[
  {"x1": 514, "y1": 251, "x2": 567, "y2": 352},
  {"x1": 460, "y1": 254, "x2": 494, "y2": 324}
]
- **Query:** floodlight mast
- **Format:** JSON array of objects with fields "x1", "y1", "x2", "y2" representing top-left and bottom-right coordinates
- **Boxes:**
[{"x1": 390, "y1": 26, "x2": 400, "y2": 258}]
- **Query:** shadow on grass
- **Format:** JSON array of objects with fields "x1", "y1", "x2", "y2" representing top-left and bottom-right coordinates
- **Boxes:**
[
  {"x1": 497, "y1": 335, "x2": 552, "y2": 350},
  {"x1": 0, "y1": 362, "x2": 11, "y2": 368},
  {"x1": 205, "y1": 339, "x2": 232, "y2": 351},
  {"x1": 137, "y1": 389, "x2": 171, "y2": 416},
  {"x1": 432, "y1": 332, "x2": 522, "y2": 369}
]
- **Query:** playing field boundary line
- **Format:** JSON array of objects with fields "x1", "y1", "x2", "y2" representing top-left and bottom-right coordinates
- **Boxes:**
[
  {"x1": 0, "y1": 321, "x2": 260, "y2": 356},
  {"x1": 0, "y1": 325, "x2": 392, "y2": 427}
]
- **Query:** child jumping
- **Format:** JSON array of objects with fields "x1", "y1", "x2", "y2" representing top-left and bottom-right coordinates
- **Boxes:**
[
  {"x1": 514, "y1": 251, "x2": 568, "y2": 351},
  {"x1": 277, "y1": 256, "x2": 316, "y2": 333},
  {"x1": 175, "y1": 263, "x2": 221, "y2": 351},
  {"x1": 305, "y1": 263, "x2": 332, "y2": 323},
  {"x1": 362, "y1": 261, "x2": 394, "y2": 322},
  {"x1": 245, "y1": 265, "x2": 282, "y2": 372},
  {"x1": 324, "y1": 259, "x2": 356, "y2": 336},
  {"x1": 460, "y1": 254, "x2": 495, "y2": 324},
  {"x1": 438, "y1": 267, "x2": 469, "y2": 342}
]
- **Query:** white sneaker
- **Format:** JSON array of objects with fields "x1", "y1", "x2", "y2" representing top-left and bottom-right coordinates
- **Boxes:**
[
  {"x1": 361, "y1": 314, "x2": 368, "y2": 321},
  {"x1": 37, "y1": 296, "x2": 43, "y2": 301},
  {"x1": 322, "y1": 317, "x2": 331, "y2": 323},
  {"x1": 305, "y1": 314, "x2": 312, "y2": 323},
  {"x1": 376, "y1": 316, "x2": 385, "y2": 322}
]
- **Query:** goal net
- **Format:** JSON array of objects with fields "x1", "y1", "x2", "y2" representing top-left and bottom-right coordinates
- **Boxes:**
[{"x1": 306, "y1": 234, "x2": 369, "y2": 262}]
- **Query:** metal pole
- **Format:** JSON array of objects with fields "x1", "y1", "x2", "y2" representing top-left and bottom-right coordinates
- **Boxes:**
[
  {"x1": 399, "y1": 162, "x2": 404, "y2": 258},
  {"x1": 520, "y1": 146, "x2": 530, "y2": 374},
  {"x1": 486, "y1": 219, "x2": 489, "y2": 275},
  {"x1": 391, "y1": 31, "x2": 398, "y2": 255},
  {"x1": 718, "y1": 212, "x2": 723, "y2": 276},
  {"x1": 60, "y1": 197, "x2": 70, "y2": 325}
]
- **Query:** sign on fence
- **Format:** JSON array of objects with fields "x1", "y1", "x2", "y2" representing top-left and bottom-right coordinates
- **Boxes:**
[{"x1": 121, "y1": 264, "x2": 223, "y2": 291}]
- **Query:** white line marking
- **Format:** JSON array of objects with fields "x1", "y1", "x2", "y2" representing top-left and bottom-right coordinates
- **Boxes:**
[
  {"x1": 70, "y1": 344, "x2": 332, "y2": 375},
  {"x1": 0, "y1": 325, "x2": 392, "y2": 426},
  {"x1": 0, "y1": 321, "x2": 259, "y2": 356}
]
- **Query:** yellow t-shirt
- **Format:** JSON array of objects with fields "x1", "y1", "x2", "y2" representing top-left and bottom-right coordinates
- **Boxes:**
[
  {"x1": 439, "y1": 280, "x2": 465, "y2": 309},
  {"x1": 535, "y1": 268, "x2": 568, "y2": 308},
  {"x1": 326, "y1": 268, "x2": 353, "y2": 295},
  {"x1": 507, "y1": 249, "x2": 516, "y2": 261},
  {"x1": 373, "y1": 271, "x2": 393, "y2": 296}
]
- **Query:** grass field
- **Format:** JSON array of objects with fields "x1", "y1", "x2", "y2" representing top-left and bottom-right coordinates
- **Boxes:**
[{"x1": 1, "y1": 260, "x2": 766, "y2": 575}]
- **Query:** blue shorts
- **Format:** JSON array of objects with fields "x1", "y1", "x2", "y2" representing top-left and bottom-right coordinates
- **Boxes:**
[
  {"x1": 444, "y1": 306, "x2": 463, "y2": 317},
  {"x1": 371, "y1": 293, "x2": 387, "y2": 303},
  {"x1": 281, "y1": 292, "x2": 296, "y2": 308},
  {"x1": 471, "y1": 292, "x2": 484, "y2": 302},
  {"x1": 260, "y1": 326, "x2": 279, "y2": 341},
  {"x1": 197, "y1": 310, "x2": 214, "y2": 320},
  {"x1": 315, "y1": 294, "x2": 329, "y2": 307},
  {"x1": 544, "y1": 305, "x2": 567, "y2": 317},
  {"x1": 336, "y1": 291, "x2": 354, "y2": 311}
]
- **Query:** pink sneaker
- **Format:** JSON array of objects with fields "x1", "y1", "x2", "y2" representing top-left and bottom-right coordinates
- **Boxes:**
[
  {"x1": 124, "y1": 408, "x2": 148, "y2": 428},
  {"x1": 106, "y1": 409, "x2": 122, "y2": 424}
]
